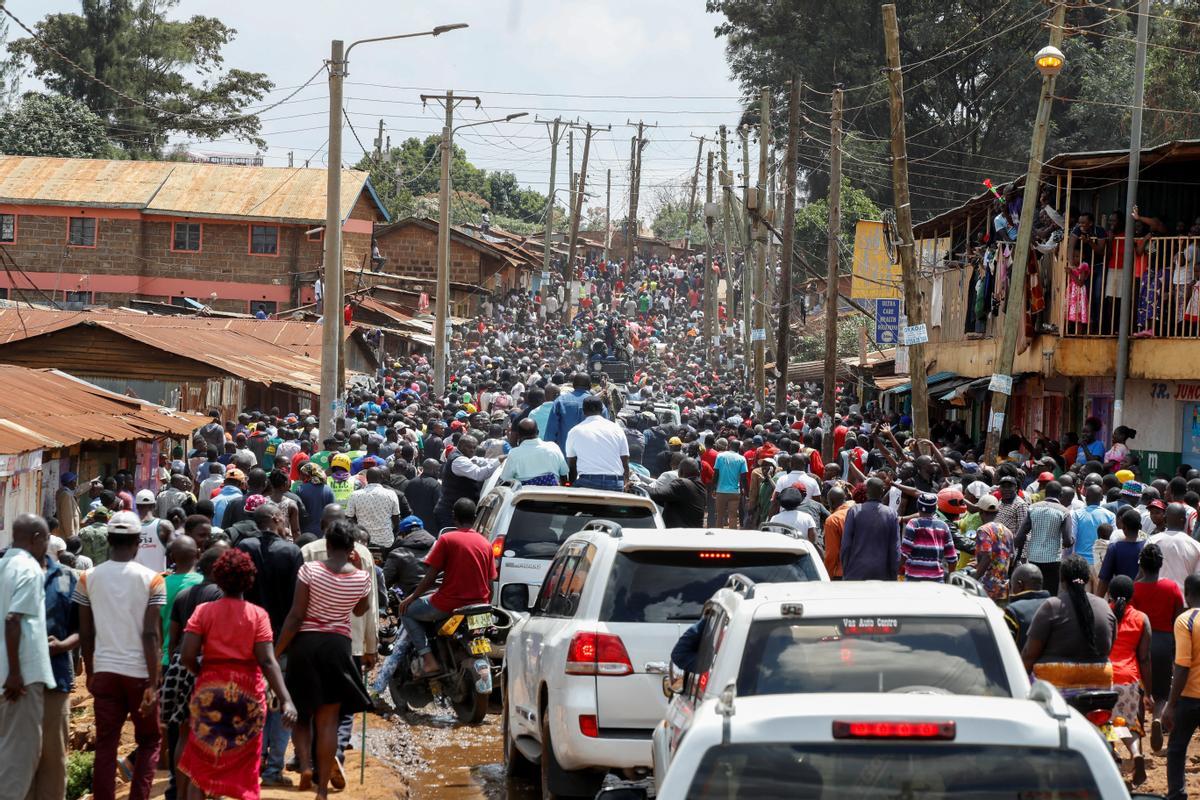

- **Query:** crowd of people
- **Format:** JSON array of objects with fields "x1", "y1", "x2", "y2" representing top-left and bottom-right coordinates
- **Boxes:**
[{"x1": 7, "y1": 251, "x2": 1200, "y2": 798}]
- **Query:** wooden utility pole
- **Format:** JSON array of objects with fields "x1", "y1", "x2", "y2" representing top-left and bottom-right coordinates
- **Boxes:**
[
  {"x1": 883, "y1": 4, "x2": 930, "y2": 442},
  {"x1": 568, "y1": 129, "x2": 575, "y2": 215},
  {"x1": 566, "y1": 122, "x2": 608, "y2": 285},
  {"x1": 703, "y1": 149, "x2": 716, "y2": 365},
  {"x1": 775, "y1": 79, "x2": 800, "y2": 413},
  {"x1": 982, "y1": 0, "x2": 1067, "y2": 461},
  {"x1": 821, "y1": 86, "x2": 843, "y2": 464},
  {"x1": 604, "y1": 168, "x2": 612, "y2": 263},
  {"x1": 740, "y1": 126, "x2": 753, "y2": 382},
  {"x1": 685, "y1": 134, "x2": 707, "y2": 252},
  {"x1": 753, "y1": 87, "x2": 770, "y2": 411},
  {"x1": 719, "y1": 125, "x2": 736, "y2": 360},
  {"x1": 374, "y1": 118, "x2": 384, "y2": 157},
  {"x1": 625, "y1": 121, "x2": 654, "y2": 270},
  {"x1": 537, "y1": 117, "x2": 566, "y2": 279}
]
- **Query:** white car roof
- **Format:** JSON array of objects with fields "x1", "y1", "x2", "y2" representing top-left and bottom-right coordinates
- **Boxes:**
[
  {"x1": 501, "y1": 484, "x2": 659, "y2": 509},
  {"x1": 730, "y1": 580, "x2": 993, "y2": 617},
  {"x1": 585, "y1": 527, "x2": 821, "y2": 555}
]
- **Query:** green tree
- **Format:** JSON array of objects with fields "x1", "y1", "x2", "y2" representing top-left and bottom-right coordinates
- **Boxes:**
[
  {"x1": 10, "y1": 0, "x2": 272, "y2": 157},
  {"x1": 0, "y1": 92, "x2": 114, "y2": 157},
  {"x1": 794, "y1": 178, "x2": 881, "y2": 272}
]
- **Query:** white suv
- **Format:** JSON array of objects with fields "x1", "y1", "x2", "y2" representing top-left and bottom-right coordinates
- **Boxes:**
[
  {"x1": 636, "y1": 684, "x2": 1136, "y2": 800},
  {"x1": 652, "y1": 579, "x2": 1027, "y2": 785},
  {"x1": 474, "y1": 481, "x2": 663, "y2": 611},
  {"x1": 502, "y1": 523, "x2": 827, "y2": 799}
]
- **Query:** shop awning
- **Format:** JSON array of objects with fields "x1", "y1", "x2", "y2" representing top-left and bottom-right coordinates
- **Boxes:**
[
  {"x1": 938, "y1": 376, "x2": 992, "y2": 402},
  {"x1": 882, "y1": 371, "x2": 960, "y2": 396}
]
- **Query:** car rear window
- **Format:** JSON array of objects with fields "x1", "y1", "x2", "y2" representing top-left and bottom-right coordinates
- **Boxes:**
[
  {"x1": 506, "y1": 500, "x2": 656, "y2": 559},
  {"x1": 687, "y1": 743, "x2": 1100, "y2": 799},
  {"x1": 600, "y1": 550, "x2": 819, "y2": 623},
  {"x1": 736, "y1": 616, "x2": 1010, "y2": 697}
]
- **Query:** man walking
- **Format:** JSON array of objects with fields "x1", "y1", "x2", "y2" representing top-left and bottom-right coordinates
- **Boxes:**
[
  {"x1": 711, "y1": 439, "x2": 748, "y2": 529},
  {"x1": 74, "y1": 510, "x2": 165, "y2": 800},
  {"x1": 0, "y1": 514, "x2": 54, "y2": 800},
  {"x1": 1016, "y1": 481, "x2": 1071, "y2": 595},
  {"x1": 1164, "y1": 574, "x2": 1200, "y2": 799},
  {"x1": 565, "y1": 397, "x2": 629, "y2": 491},
  {"x1": 346, "y1": 467, "x2": 402, "y2": 549},
  {"x1": 840, "y1": 477, "x2": 901, "y2": 581},
  {"x1": 404, "y1": 459, "x2": 442, "y2": 527},
  {"x1": 1149, "y1": 503, "x2": 1200, "y2": 592},
  {"x1": 899, "y1": 493, "x2": 958, "y2": 583}
]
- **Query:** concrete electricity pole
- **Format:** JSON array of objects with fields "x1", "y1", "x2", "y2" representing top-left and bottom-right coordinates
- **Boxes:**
[
  {"x1": 318, "y1": 23, "x2": 467, "y2": 440},
  {"x1": 883, "y1": 4, "x2": 930, "y2": 442},
  {"x1": 753, "y1": 87, "x2": 770, "y2": 411},
  {"x1": 566, "y1": 122, "x2": 609, "y2": 284},
  {"x1": 982, "y1": 0, "x2": 1068, "y2": 462},
  {"x1": 775, "y1": 79, "x2": 800, "y2": 413},
  {"x1": 685, "y1": 134, "x2": 707, "y2": 252},
  {"x1": 821, "y1": 86, "x2": 843, "y2": 464}
]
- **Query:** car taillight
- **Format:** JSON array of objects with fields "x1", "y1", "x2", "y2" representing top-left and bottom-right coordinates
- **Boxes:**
[
  {"x1": 832, "y1": 721, "x2": 956, "y2": 740},
  {"x1": 1085, "y1": 709, "x2": 1112, "y2": 726},
  {"x1": 565, "y1": 632, "x2": 633, "y2": 676},
  {"x1": 492, "y1": 536, "x2": 505, "y2": 560},
  {"x1": 579, "y1": 714, "x2": 599, "y2": 738}
]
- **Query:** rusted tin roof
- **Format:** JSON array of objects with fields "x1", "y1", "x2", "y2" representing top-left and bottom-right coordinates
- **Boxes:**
[
  {"x1": 0, "y1": 156, "x2": 386, "y2": 224},
  {"x1": 0, "y1": 366, "x2": 207, "y2": 454}
]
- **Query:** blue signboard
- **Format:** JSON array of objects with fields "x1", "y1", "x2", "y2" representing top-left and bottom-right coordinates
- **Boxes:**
[{"x1": 875, "y1": 299, "x2": 901, "y2": 345}]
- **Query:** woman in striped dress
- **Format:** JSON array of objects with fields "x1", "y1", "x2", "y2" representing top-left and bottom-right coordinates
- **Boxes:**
[{"x1": 275, "y1": 520, "x2": 373, "y2": 797}]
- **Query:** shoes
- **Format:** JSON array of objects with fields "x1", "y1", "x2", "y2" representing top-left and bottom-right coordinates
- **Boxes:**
[
  {"x1": 1151, "y1": 717, "x2": 1164, "y2": 752},
  {"x1": 118, "y1": 756, "x2": 134, "y2": 782},
  {"x1": 331, "y1": 758, "x2": 347, "y2": 791},
  {"x1": 1133, "y1": 754, "x2": 1147, "y2": 786},
  {"x1": 261, "y1": 774, "x2": 294, "y2": 787}
]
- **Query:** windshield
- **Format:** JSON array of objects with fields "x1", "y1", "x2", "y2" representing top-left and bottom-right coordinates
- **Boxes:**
[
  {"x1": 600, "y1": 550, "x2": 819, "y2": 623},
  {"x1": 506, "y1": 500, "x2": 656, "y2": 559},
  {"x1": 687, "y1": 743, "x2": 1100, "y2": 799},
  {"x1": 737, "y1": 617, "x2": 1010, "y2": 697}
]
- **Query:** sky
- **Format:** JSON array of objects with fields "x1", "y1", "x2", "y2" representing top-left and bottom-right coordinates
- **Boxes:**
[{"x1": 13, "y1": 0, "x2": 747, "y2": 218}]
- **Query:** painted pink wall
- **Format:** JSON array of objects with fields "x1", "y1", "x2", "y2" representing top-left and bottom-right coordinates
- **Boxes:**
[{"x1": 0, "y1": 270, "x2": 316, "y2": 305}]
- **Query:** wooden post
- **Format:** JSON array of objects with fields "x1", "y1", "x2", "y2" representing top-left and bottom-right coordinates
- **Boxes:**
[
  {"x1": 704, "y1": 150, "x2": 716, "y2": 365},
  {"x1": 821, "y1": 86, "x2": 843, "y2": 464},
  {"x1": 776, "y1": 79, "x2": 800, "y2": 413},
  {"x1": 753, "y1": 87, "x2": 770, "y2": 411}
]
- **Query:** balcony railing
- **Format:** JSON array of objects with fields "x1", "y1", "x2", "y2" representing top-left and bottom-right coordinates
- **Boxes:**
[{"x1": 1061, "y1": 233, "x2": 1200, "y2": 339}]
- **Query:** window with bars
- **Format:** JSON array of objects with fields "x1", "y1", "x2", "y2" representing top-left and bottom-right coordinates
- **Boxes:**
[
  {"x1": 172, "y1": 222, "x2": 201, "y2": 252},
  {"x1": 0, "y1": 214, "x2": 15, "y2": 243},
  {"x1": 68, "y1": 217, "x2": 97, "y2": 247},
  {"x1": 250, "y1": 224, "x2": 279, "y2": 255}
]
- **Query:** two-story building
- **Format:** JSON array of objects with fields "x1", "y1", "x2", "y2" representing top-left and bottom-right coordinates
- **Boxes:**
[
  {"x1": 905, "y1": 139, "x2": 1200, "y2": 475},
  {"x1": 0, "y1": 155, "x2": 388, "y2": 313}
]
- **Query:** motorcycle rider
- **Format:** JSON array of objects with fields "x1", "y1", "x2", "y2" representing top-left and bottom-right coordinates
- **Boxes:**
[
  {"x1": 383, "y1": 516, "x2": 436, "y2": 598},
  {"x1": 397, "y1": 498, "x2": 496, "y2": 676}
]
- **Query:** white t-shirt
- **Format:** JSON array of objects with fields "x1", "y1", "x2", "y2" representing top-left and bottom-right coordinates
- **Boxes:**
[
  {"x1": 770, "y1": 509, "x2": 817, "y2": 540},
  {"x1": 565, "y1": 416, "x2": 629, "y2": 476},
  {"x1": 136, "y1": 518, "x2": 168, "y2": 573},
  {"x1": 775, "y1": 470, "x2": 820, "y2": 500},
  {"x1": 73, "y1": 560, "x2": 166, "y2": 678}
]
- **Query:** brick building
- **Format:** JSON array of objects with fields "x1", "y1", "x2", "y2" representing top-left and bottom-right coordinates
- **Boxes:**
[{"x1": 0, "y1": 156, "x2": 388, "y2": 313}]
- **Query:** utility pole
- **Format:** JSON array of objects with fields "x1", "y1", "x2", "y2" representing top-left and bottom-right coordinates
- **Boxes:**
[
  {"x1": 740, "y1": 126, "x2": 753, "y2": 383},
  {"x1": 537, "y1": 117, "x2": 566, "y2": 280},
  {"x1": 288, "y1": 151, "x2": 294, "y2": 168},
  {"x1": 421, "y1": 90, "x2": 482, "y2": 396},
  {"x1": 319, "y1": 39, "x2": 345, "y2": 440},
  {"x1": 775, "y1": 79, "x2": 800, "y2": 414},
  {"x1": 982, "y1": 0, "x2": 1067, "y2": 462},
  {"x1": 821, "y1": 86, "x2": 843, "y2": 464},
  {"x1": 604, "y1": 168, "x2": 612, "y2": 263},
  {"x1": 625, "y1": 120, "x2": 656, "y2": 270},
  {"x1": 703, "y1": 150, "x2": 716, "y2": 365},
  {"x1": 719, "y1": 125, "x2": 736, "y2": 360},
  {"x1": 753, "y1": 87, "x2": 770, "y2": 411},
  {"x1": 566, "y1": 122, "x2": 609, "y2": 285},
  {"x1": 883, "y1": 4, "x2": 930, "y2": 443},
  {"x1": 374, "y1": 118, "x2": 384, "y2": 157},
  {"x1": 686, "y1": 134, "x2": 707, "y2": 252},
  {"x1": 1114, "y1": 0, "x2": 1151, "y2": 429},
  {"x1": 568, "y1": 129, "x2": 575, "y2": 217}
]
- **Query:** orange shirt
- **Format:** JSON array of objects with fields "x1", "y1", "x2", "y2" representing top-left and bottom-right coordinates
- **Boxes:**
[{"x1": 823, "y1": 502, "x2": 854, "y2": 578}]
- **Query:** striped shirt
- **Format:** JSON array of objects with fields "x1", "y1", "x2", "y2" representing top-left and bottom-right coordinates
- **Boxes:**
[
  {"x1": 901, "y1": 516, "x2": 957, "y2": 581},
  {"x1": 297, "y1": 560, "x2": 371, "y2": 638}
]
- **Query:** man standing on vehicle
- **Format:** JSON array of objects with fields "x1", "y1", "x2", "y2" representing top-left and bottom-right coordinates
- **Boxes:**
[
  {"x1": 500, "y1": 418, "x2": 569, "y2": 486},
  {"x1": 565, "y1": 397, "x2": 629, "y2": 492},
  {"x1": 398, "y1": 498, "x2": 495, "y2": 676},
  {"x1": 545, "y1": 373, "x2": 596, "y2": 455}
]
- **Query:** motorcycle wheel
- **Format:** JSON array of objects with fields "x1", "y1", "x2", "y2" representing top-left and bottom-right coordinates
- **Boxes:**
[
  {"x1": 389, "y1": 673, "x2": 434, "y2": 712},
  {"x1": 451, "y1": 665, "x2": 490, "y2": 725}
]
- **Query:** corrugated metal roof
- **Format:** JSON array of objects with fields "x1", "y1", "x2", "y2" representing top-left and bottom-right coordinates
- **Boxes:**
[
  {"x1": 0, "y1": 366, "x2": 206, "y2": 454},
  {"x1": 0, "y1": 156, "x2": 383, "y2": 224}
]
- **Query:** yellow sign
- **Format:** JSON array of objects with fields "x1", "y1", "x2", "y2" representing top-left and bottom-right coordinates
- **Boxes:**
[{"x1": 851, "y1": 220, "x2": 901, "y2": 299}]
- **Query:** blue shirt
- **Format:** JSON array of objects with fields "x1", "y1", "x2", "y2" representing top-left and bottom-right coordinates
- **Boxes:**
[
  {"x1": 713, "y1": 451, "x2": 748, "y2": 494},
  {"x1": 1075, "y1": 439, "x2": 1106, "y2": 466},
  {"x1": 0, "y1": 548, "x2": 55, "y2": 689},
  {"x1": 1099, "y1": 538, "x2": 1145, "y2": 584},
  {"x1": 528, "y1": 401, "x2": 555, "y2": 441},
  {"x1": 43, "y1": 557, "x2": 78, "y2": 692},
  {"x1": 212, "y1": 485, "x2": 244, "y2": 525},
  {"x1": 1070, "y1": 504, "x2": 1117, "y2": 565},
  {"x1": 545, "y1": 390, "x2": 600, "y2": 454}
]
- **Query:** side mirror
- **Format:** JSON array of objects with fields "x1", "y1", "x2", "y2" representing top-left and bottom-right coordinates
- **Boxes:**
[
  {"x1": 594, "y1": 789, "x2": 649, "y2": 800},
  {"x1": 500, "y1": 583, "x2": 534, "y2": 613}
]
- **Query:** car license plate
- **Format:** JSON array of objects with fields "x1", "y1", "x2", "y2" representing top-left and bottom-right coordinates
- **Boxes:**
[
  {"x1": 470, "y1": 637, "x2": 492, "y2": 656},
  {"x1": 467, "y1": 613, "x2": 493, "y2": 630}
]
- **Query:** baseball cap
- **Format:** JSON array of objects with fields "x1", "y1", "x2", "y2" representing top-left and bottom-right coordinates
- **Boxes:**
[
  {"x1": 1037, "y1": 471, "x2": 1055, "y2": 483},
  {"x1": 975, "y1": 495, "x2": 1000, "y2": 512},
  {"x1": 47, "y1": 535, "x2": 66, "y2": 555},
  {"x1": 1115, "y1": 469, "x2": 1135, "y2": 484},
  {"x1": 107, "y1": 510, "x2": 142, "y2": 536},
  {"x1": 1149, "y1": 499, "x2": 1167, "y2": 511},
  {"x1": 331, "y1": 454, "x2": 352, "y2": 471},
  {"x1": 668, "y1": 436, "x2": 683, "y2": 446},
  {"x1": 998, "y1": 475, "x2": 1019, "y2": 486},
  {"x1": 135, "y1": 489, "x2": 156, "y2": 505},
  {"x1": 225, "y1": 467, "x2": 246, "y2": 482},
  {"x1": 966, "y1": 480, "x2": 991, "y2": 500}
]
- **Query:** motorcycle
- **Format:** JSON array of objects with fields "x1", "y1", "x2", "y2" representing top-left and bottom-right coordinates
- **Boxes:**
[
  {"x1": 388, "y1": 603, "x2": 512, "y2": 724},
  {"x1": 1065, "y1": 689, "x2": 1125, "y2": 762}
]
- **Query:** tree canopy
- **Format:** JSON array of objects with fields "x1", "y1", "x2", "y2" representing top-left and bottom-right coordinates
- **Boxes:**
[
  {"x1": 10, "y1": 0, "x2": 273, "y2": 157},
  {"x1": 0, "y1": 92, "x2": 114, "y2": 158}
]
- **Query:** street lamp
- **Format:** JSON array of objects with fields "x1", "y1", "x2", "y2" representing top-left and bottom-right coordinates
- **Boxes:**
[
  {"x1": 432, "y1": 110, "x2": 529, "y2": 396},
  {"x1": 319, "y1": 24, "x2": 468, "y2": 441},
  {"x1": 981, "y1": 5, "x2": 1067, "y2": 463}
]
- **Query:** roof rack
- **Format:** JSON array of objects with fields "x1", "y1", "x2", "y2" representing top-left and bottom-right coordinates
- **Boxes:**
[
  {"x1": 582, "y1": 519, "x2": 624, "y2": 539},
  {"x1": 759, "y1": 522, "x2": 800, "y2": 539},
  {"x1": 725, "y1": 573, "x2": 756, "y2": 599}
]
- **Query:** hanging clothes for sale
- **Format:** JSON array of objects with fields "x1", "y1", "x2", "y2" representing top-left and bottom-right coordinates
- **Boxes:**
[{"x1": 931, "y1": 273, "x2": 944, "y2": 327}]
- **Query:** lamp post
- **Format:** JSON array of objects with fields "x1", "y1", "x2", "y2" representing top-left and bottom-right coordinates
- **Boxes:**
[
  {"x1": 432, "y1": 111, "x2": 529, "y2": 397},
  {"x1": 319, "y1": 23, "x2": 468, "y2": 441},
  {"x1": 982, "y1": 4, "x2": 1066, "y2": 464}
]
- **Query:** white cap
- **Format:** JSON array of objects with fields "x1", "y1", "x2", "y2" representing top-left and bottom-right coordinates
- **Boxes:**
[
  {"x1": 47, "y1": 535, "x2": 66, "y2": 555},
  {"x1": 107, "y1": 510, "x2": 142, "y2": 535},
  {"x1": 134, "y1": 489, "x2": 156, "y2": 505}
]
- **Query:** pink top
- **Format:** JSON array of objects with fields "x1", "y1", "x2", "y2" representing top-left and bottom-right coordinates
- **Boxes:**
[{"x1": 297, "y1": 561, "x2": 370, "y2": 638}]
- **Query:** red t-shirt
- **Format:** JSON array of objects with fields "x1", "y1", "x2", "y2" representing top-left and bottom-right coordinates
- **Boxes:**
[
  {"x1": 425, "y1": 528, "x2": 498, "y2": 613},
  {"x1": 1132, "y1": 578, "x2": 1184, "y2": 632},
  {"x1": 833, "y1": 425, "x2": 849, "y2": 453},
  {"x1": 184, "y1": 597, "x2": 272, "y2": 676}
]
